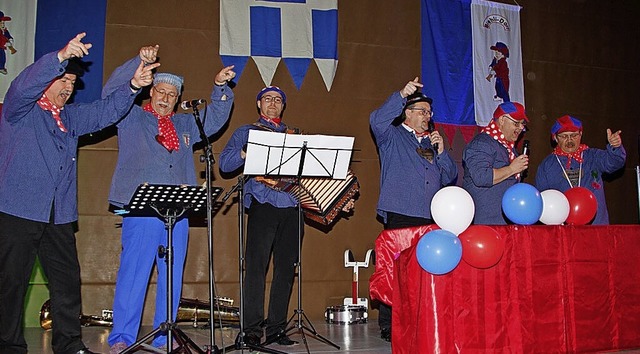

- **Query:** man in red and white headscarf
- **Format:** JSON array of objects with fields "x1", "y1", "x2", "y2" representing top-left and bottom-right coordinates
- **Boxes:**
[
  {"x1": 536, "y1": 115, "x2": 625, "y2": 224},
  {"x1": 463, "y1": 101, "x2": 530, "y2": 224}
]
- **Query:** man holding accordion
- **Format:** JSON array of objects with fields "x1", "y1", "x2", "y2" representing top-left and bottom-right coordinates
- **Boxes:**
[{"x1": 220, "y1": 86, "x2": 302, "y2": 347}]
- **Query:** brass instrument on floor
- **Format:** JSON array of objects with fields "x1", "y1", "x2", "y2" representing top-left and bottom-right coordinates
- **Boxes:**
[
  {"x1": 39, "y1": 299, "x2": 113, "y2": 330},
  {"x1": 40, "y1": 297, "x2": 239, "y2": 330}
]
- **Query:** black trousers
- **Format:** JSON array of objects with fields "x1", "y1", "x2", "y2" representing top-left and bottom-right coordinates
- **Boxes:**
[
  {"x1": 0, "y1": 212, "x2": 85, "y2": 354},
  {"x1": 378, "y1": 212, "x2": 433, "y2": 331},
  {"x1": 243, "y1": 201, "x2": 301, "y2": 338}
]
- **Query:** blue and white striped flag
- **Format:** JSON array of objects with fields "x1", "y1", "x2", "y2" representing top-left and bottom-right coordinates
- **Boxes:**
[{"x1": 220, "y1": 0, "x2": 338, "y2": 91}]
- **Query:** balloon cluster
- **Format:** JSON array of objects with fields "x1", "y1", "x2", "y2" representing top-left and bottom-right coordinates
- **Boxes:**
[
  {"x1": 415, "y1": 184, "x2": 598, "y2": 275},
  {"x1": 500, "y1": 183, "x2": 596, "y2": 226},
  {"x1": 416, "y1": 186, "x2": 505, "y2": 274}
]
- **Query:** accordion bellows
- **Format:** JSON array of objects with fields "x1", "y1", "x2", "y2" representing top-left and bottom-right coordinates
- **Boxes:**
[{"x1": 256, "y1": 172, "x2": 359, "y2": 225}]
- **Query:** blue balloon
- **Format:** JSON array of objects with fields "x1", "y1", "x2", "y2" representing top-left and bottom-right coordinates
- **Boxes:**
[
  {"x1": 415, "y1": 229, "x2": 462, "y2": 275},
  {"x1": 501, "y1": 183, "x2": 543, "y2": 225}
]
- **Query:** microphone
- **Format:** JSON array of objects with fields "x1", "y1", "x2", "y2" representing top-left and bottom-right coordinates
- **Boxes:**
[
  {"x1": 428, "y1": 120, "x2": 438, "y2": 152},
  {"x1": 180, "y1": 99, "x2": 205, "y2": 110},
  {"x1": 521, "y1": 139, "x2": 530, "y2": 179}
]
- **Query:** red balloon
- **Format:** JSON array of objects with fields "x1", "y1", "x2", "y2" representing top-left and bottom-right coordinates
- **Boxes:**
[
  {"x1": 458, "y1": 225, "x2": 505, "y2": 269},
  {"x1": 564, "y1": 187, "x2": 597, "y2": 225}
]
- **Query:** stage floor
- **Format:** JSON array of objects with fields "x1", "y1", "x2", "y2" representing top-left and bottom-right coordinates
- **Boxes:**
[
  {"x1": 24, "y1": 321, "x2": 640, "y2": 353},
  {"x1": 25, "y1": 320, "x2": 392, "y2": 353}
]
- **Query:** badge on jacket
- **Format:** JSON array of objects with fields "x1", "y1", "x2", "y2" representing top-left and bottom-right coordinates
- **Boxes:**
[{"x1": 416, "y1": 146, "x2": 435, "y2": 162}]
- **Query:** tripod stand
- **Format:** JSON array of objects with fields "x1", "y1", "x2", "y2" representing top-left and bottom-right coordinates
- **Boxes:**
[
  {"x1": 271, "y1": 143, "x2": 340, "y2": 353},
  {"x1": 241, "y1": 130, "x2": 354, "y2": 353},
  {"x1": 222, "y1": 177, "x2": 286, "y2": 354},
  {"x1": 120, "y1": 184, "x2": 219, "y2": 354}
]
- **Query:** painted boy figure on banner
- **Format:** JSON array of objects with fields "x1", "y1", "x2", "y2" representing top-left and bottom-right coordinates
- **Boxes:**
[
  {"x1": 486, "y1": 42, "x2": 510, "y2": 102},
  {"x1": 0, "y1": 11, "x2": 17, "y2": 75}
]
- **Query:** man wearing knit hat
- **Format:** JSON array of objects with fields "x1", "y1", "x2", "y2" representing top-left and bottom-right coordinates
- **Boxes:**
[
  {"x1": 535, "y1": 115, "x2": 625, "y2": 224},
  {"x1": 102, "y1": 45, "x2": 235, "y2": 353},
  {"x1": 368, "y1": 77, "x2": 458, "y2": 342},
  {"x1": 463, "y1": 101, "x2": 530, "y2": 224},
  {"x1": 0, "y1": 33, "x2": 157, "y2": 354},
  {"x1": 219, "y1": 85, "x2": 304, "y2": 347}
]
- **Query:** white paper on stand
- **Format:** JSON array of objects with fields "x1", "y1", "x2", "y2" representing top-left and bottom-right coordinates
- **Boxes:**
[{"x1": 244, "y1": 130, "x2": 355, "y2": 180}]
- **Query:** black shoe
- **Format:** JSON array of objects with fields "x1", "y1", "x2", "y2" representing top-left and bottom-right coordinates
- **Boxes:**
[
  {"x1": 381, "y1": 328, "x2": 392, "y2": 342},
  {"x1": 236, "y1": 333, "x2": 261, "y2": 347},
  {"x1": 266, "y1": 333, "x2": 298, "y2": 346},
  {"x1": 76, "y1": 349, "x2": 100, "y2": 354}
]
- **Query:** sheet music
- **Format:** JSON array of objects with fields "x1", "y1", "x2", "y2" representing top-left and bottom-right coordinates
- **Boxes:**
[{"x1": 244, "y1": 130, "x2": 354, "y2": 179}]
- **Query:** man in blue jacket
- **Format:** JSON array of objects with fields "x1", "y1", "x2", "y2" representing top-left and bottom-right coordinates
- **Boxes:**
[
  {"x1": 219, "y1": 86, "x2": 301, "y2": 347},
  {"x1": 102, "y1": 45, "x2": 235, "y2": 353},
  {"x1": 463, "y1": 101, "x2": 529, "y2": 225},
  {"x1": 536, "y1": 115, "x2": 625, "y2": 224},
  {"x1": 369, "y1": 77, "x2": 458, "y2": 341},
  {"x1": 0, "y1": 33, "x2": 157, "y2": 354}
]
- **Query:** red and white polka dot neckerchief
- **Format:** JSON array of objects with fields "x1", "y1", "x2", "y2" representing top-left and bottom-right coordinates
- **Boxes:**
[
  {"x1": 37, "y1": 94, "x2": 67, "y2": 133},
  {"x1": 481, "y1": 121, "x2": 520, "y2": 180},
  {"x1": 143, "y1": 103, "x2": 179, "y2": 152},
  {"x1": 553, "y1": 144, "x2": 588, "y2": 168}
]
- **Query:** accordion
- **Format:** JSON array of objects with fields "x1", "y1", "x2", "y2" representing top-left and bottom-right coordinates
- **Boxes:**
[{"x1": 256, "y1": 172, "x2": 359, "y2": 225}]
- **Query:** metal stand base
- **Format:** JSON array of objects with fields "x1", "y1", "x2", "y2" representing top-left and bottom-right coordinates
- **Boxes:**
[
  {"x1": 277, "y1": 309, "x2": 339, "y2": 354},
  {"x1": 276, "y1": 204, "x2": 340, "y2": 354},
  {"x1": 119, "y1": 321, "x2": 206, "y2": 354}
]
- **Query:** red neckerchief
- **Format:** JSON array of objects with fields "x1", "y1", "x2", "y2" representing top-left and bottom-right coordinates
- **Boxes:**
[
  {"x1": 260, "y1": 114, "x2": 281, "y2": 126},
  {"x1": 402, "y1": 123, "x2": 429, "y2": 138},
  {"x1": 482, "y1": 121, "x2": 519, "y2": 179},
  {"x1": 553, "y1": 144, "x2": 588, "y2": 168},
  {"x1": 37, "y1": 94, "x2": 67, "y2": 133},
  {"x1": 143, "y1": 103, "x2": 179, "y2": 152}
]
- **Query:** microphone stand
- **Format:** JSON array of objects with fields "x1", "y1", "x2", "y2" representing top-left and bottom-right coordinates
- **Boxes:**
[{"x1": 191, "y1": 104, "x2": 222, "y2": 354}]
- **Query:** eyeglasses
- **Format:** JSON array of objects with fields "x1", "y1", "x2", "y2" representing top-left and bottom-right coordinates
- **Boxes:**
[
  {"x1": 153, "y1": 87, "x2": 178, "y2": 99},
  {"x1": 556, "y1": 132, "x2": 581, "y2": 140},
  {"x1": 502, "y1": 115, "x2": 527, "y2": 130},
  {"x1": 409, "y1": 108, "x2": 433, "y2": 117},
  {"x1": 261, "y1": 95, "x2": 283, "y2": 104}
]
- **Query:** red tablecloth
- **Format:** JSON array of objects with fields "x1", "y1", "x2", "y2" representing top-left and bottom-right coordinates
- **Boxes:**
[{"x1": 384, "y1": 225, "x2": 640, "y2": 353}]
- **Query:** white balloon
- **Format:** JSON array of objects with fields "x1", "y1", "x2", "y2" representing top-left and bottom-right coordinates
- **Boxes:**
[
  {"x1": 539, "y1": 189, "x2": 570, "y2": 225},
  {"x1": 430, "y1": 186, "x2": 475, "y2": 235}
]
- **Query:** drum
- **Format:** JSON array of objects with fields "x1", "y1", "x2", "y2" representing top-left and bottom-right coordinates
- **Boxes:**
[{"x1": 324, "y1": 305, "x2": 367, "y2": 325}]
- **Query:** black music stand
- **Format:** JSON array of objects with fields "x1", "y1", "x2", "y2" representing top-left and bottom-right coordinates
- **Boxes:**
[
  {"x1": 119, "y1": 183, "x2": 221, "y2": 354},
  {"x1": 244, "y1": 131, "x2": 354, "y2": 353},
  {"x1": 221, "y1": 177, "x2": 286, "y2": 354}
]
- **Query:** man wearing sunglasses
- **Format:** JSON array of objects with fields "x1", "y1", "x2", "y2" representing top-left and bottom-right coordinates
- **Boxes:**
[
  {"x1": 535, "y1": 115, "x2": 625, "y2": 224},
  {"x1": 463, "y1": 101, "x2": 529, "y2": 225}
]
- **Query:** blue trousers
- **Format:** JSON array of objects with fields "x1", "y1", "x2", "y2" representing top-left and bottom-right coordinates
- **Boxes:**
[{"x1": 108, "y1": 216, "x2": 189, "y2": 347}]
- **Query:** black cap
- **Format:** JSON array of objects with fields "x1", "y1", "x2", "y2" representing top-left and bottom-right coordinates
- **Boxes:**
[
  {"x1": 64, "y1": 58, "x2": 85, "y2": 77},
  {"x1": 404, "y1": 91, "x2": 433, "y2": 110}
]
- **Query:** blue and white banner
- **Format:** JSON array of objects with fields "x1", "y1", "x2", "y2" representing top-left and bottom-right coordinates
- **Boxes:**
[
  {"x1": 220, "y1": 0, "x2": 338, "y2": 91},
  {"x1": 421, "y1": 0, "x2": 523, "y2": 139},
  {"x1": 471, "y1": 0, "x2": 524, "y2": 126},
  {"x1": 0, "y1": 0, "x2": 106, "y2": 103}
]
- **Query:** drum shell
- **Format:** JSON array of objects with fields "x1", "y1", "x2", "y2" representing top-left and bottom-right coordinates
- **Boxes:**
[{"x1": 324, "y1": 305, "x2": 367, "y2": 325}]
